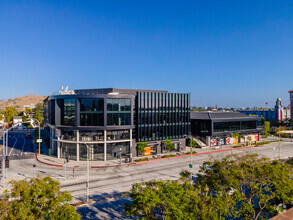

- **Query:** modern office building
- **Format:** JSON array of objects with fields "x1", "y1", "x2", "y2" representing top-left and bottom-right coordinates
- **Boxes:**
[
  {"x1": 191, "y1": 112, "x2": 261, "y2": 147},
  {"x1": 44, "y1": 88, "x2": 190, "y2": 161}
]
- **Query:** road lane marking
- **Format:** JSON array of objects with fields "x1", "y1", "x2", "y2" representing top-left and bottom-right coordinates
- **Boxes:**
[
  {"x1": 8, "y1": 136, "x2": 18, "y2": 156},
  {"x1": 21, "y1": 136, "x2": 26, "y2": 155}
]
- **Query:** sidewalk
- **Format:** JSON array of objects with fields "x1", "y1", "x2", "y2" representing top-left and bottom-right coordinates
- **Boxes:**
[{"x1": 36, "y1": 144, "x2": 256, "y2": 169}]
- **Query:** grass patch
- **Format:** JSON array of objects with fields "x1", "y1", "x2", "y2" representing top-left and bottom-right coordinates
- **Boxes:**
[
  {"x1": 162, "y1": 154, "x2": 176, "y2": 158},
  {"x1": 255, "y1": 140, "x2": 280, "y2": 146},
  {"x1": 233, "y1": 145, "x2": 244, "y2": 148},
  {"x1": 135, "y1": 157, "x2": 149, "y2": 162},
  {"x1": 185, "y1": 151, "x2": 197, "y2": 155}
]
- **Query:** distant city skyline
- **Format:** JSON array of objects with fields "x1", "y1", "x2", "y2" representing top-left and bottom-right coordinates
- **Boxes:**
[{"x1": 1, "y1": 0, "x2": 293, "y2": 107}]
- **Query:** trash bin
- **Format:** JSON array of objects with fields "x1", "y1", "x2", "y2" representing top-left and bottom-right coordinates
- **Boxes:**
[
  {"x1": 129, "y1": 158, "x2": 133, "y2": 163},
  {"x1": 125, "y1": 157, "x2": 128, "y2": 163}
]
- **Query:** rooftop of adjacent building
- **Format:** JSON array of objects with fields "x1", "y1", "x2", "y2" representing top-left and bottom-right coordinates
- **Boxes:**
[
  {"x1": 74, "y1": 88, "x2": 170, "y2": 95},
  {"x1": 191, "y1": 112, "x2": 260, "y2": 121}
]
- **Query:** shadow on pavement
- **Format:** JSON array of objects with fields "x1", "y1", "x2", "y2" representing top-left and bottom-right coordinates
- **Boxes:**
[{"x1": 76, "y1": 191, "x2": 137, "y2": 220}]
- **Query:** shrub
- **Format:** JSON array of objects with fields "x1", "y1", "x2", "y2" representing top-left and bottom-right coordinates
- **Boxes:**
[
  {"x1": 137, "y1": 142, "x2": 148, "y2": 153},
  {"x1": 135, "y1": 157, "x2": 149, "y2": 162},
  {"x1": 162, "y1": 154, "x2": 176, "y2": 158},
  {"x1": 187, "y1": 138, "x2": 200, "y2": 148},
  {"x1": 164, "y1": 139, "x2": 174, "y2": 151},
  {"x1": 185, "y1": 151, "x2": 197, "y2": 155}
]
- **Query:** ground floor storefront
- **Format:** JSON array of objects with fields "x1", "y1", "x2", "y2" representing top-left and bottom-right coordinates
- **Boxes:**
[
  {"x1": 207, "y1": 133, "x2": 260, "y2": 147},
  {"x1": 49, "y1": 127, "x2": 187, "y2": 161}
]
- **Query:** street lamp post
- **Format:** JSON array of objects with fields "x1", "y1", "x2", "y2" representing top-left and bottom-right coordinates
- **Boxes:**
[
  {"x1": 2, "y1": 131, "x2": 6, "y2": 187},
  {"x1": 34, "y1": 119, "x2": 41, "y2": 155},
  {"x1": 278, "y1": 129, "x2": 281, "y2": 159},
  {"x1": 83, "y1": 143, "x2": 90, "y2": 203},
  {"x1": 190, "y1": 135, "x2": 192, "y2": 170}
]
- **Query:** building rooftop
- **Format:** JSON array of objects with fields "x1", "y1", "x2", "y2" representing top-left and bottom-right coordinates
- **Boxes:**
[
  {"x1": 191, "y1": 112, "x2": 260, "y2": 121},
  {"x1": 74, "y1": 88, "x2": 169, "y2": 95}
]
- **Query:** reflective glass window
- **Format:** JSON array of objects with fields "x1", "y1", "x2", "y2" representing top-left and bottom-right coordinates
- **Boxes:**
[
  {"x1": 62, "y1": 99, "x2": 75, "y2": 126},
  {"x1": 80, "y1": 98, "x2": 104, "y2": 126}
]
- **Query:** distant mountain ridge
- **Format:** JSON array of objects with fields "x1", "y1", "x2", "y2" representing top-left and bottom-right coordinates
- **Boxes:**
[{"x1": 0, "y1": 95, "x2": 46, "y2": 111}]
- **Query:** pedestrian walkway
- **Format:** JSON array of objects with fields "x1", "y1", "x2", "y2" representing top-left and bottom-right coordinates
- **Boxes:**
[{"x1": 36, "y1": 143, "x2": 255, "y2": 169}]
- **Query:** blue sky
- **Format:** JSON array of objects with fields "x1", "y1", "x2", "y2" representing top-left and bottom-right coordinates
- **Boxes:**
[{"x1": 0, "y1": 0, "x2": 293, "y2": 108}]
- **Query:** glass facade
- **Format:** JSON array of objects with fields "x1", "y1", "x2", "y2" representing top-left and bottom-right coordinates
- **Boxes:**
[
  {"x1": 79, "y1": 130, "x2": 104, "y2": 141},
  {"x1": 106, "y1": 142, "x2": 130, "y2": 160},
  {"x1": 80, "y1": 143, "x2": 104, "y2": 161},
  {"x1": 60, "y1": 142, "x2": 77, "y2": 160},
  {"x1": 107, "y1": 99, "x2": 131, "y2": 126},
  {"x1": 49, "y1": 100, "x2": 55, "y2": 125},
  {"x1": 61, "y1": 130, "x2": 77, "y2": 141},
  {"x1": 191, "y1": 120, "x2": 211, "y2": 136},
  {"x1": 213, "y1": 121, "x2": 257, "y2": 132},
  {"x1": 106, "y1": 130, "x2": 130, "y2": 141},
  {"x1": 136, "y1": 92, "x2": 190, "y2": 142},
  {"x1": 80, "y1": 98, "x2": 104, "y2": 126},
  {"x1": 63, "y1": 99, "x2": 75, "y2": 126}
]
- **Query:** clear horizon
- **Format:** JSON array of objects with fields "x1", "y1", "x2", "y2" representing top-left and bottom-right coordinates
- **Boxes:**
[{"x1": 1, "y1": 0, "x2": 292, "y2": 107}]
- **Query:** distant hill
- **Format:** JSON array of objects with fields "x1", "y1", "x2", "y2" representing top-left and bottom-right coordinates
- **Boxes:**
[{"x1": 0, "y1": 95, "x2": 46, "y2": 111}]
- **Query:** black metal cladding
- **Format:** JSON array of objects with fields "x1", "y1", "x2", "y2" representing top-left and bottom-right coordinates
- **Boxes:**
[{"x1": 136, "y1": 91, "x2": 190, "y2": 142}]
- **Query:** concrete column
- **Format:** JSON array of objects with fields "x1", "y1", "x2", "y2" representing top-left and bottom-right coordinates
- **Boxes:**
[
  {"x1": 104, "y1": 130, "x2": 107, "y2": 161},
  {"x1": 57, "y1": 129, "x2": 61, "y2": 158},
  {"x1": 57, "y1": 141, "x2": 61, "y2": 158},
  {"x1": 76, "y1": 130, "x2": 80, "y2": 161},
  {"x1": 130, "y1": 128, "x2": 133, "y2": 158}
]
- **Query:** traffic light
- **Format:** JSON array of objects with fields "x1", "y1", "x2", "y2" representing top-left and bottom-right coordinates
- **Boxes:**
[{"x1": 5, "y1": 156, "x2": 10, "y2": 168}]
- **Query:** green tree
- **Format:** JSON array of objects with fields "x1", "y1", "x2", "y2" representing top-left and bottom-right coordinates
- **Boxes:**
[
  {"x1": 0, "y1": 176, "x2": 80, "y2": 220},
  {"x1": 196, "y1": 153, "x2": 293, "y2": 220},
  {"x1": 164, "y1": 139, "x2": 174, "y2": 151},
  {"x1": 261, "y1": 115, "x2": 265, "y2": 125},
  {"x1": 33, "y1": 103, "x2": 44, "y2": 124},
  {"x1": 275, "y1": 126, "x2": 286, "y2": 134},
  {"x1": 0, "y1": 114, "x2": 3, "y2": 121},
  {"x1": 262, "y1": 121, "x2": 270, "y2": 138},
  {"x1": 137, "y1": 142, "x2": 148, "y2": 153},
  {"x1": 124, "y1": 178, "x2": 231, "y2": 219},
  {"x1": 3, "y1": 106, "x2": 17, "y2": 123},
  {"x1": 22, "y1": 114, "x2": 27, "y2": 123},
  {"x1": 191, "y1": 106, "x2": 198, "y2": 112},
  {"x1": 187, "y1": 138, "x2": 199, "y2": 148},
  {"x1": 24, "y1": 107, "x2": 32, "y2": 115}
]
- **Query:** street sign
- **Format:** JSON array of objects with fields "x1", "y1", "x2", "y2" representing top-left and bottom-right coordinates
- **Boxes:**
[
  {"x1": 189, "y1": 164, "x2": 193, "y2": 168},
  {"x1": 37, "y1": 139, "x2": 42, "y2": 143}
]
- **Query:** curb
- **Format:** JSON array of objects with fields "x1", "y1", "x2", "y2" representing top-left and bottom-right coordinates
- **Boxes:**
[
  {"x1": 133, "y1": 145, "x2": 256, "y2": 165},
  {"x1": 35, "y1": 153, "x2": 63, "y2": 167},
  {"x1": 36, "y1": 145, "x2": 257, "y2": 168}
]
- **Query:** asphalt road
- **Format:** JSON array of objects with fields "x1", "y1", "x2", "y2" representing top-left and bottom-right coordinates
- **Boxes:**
[
  {"x1": 3, "y1": 134, "x2": 293, "y2": 219},
  {"x1": 0, "y1": 131, "x2": 35, "y2": 160}
]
